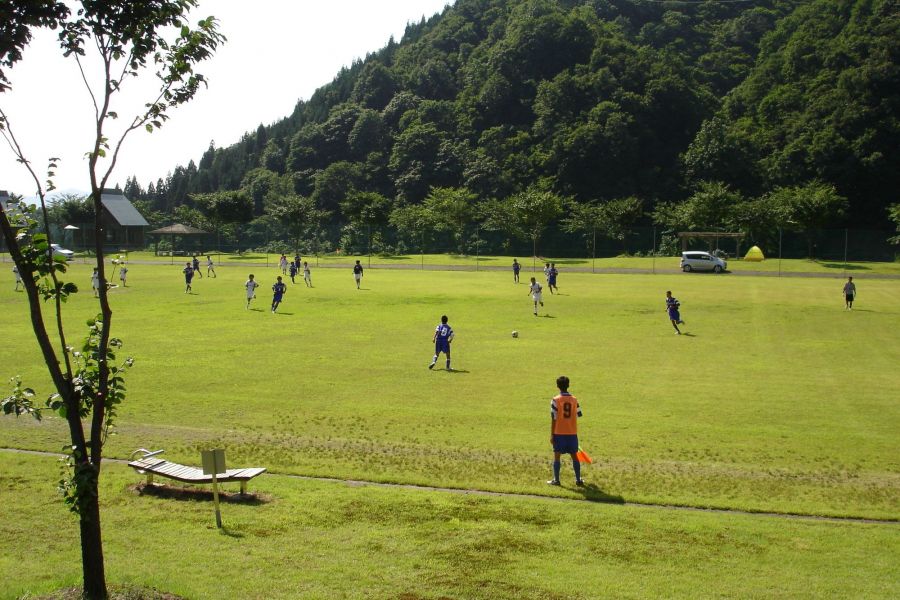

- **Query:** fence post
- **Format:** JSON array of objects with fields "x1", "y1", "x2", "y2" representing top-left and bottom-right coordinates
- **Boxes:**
[
  {"x1": 843, "y1": 228, "x2": 848, "y2": 274},
  {"x1": 778, "y1": 227, "x2": 783, "y2": 277},
  {"x1": 592, "y1": 227, "x2": 596, "y2": 274},
  {"x1": 652, "y1": 226, "x2": 656, "y2": 275},
  {"x1": 476, "y1": 225, "x2": 480, "y2": 272},
  {"x1": 368, "y1": 224, "x2": 371, "y2": 268}
]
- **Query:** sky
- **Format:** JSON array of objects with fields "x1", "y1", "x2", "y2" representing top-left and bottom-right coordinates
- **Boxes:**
[{"x1": 0, "y1": 0, "x2": 451, "y2": 199}]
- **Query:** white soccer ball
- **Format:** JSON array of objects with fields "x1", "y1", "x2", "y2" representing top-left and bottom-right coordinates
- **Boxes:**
[{"x1": 511, "y1": 330, "x2": 518, "y2": 338}]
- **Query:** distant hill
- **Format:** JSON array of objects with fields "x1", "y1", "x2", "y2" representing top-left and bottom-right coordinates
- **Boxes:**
[{"x1": 126, "y1": 0, "x2": 898, "y2": 231}]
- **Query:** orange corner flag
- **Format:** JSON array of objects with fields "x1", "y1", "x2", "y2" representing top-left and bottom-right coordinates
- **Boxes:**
[{"x1": 576, "y1": 448, "x2": 593, "y2": 464}]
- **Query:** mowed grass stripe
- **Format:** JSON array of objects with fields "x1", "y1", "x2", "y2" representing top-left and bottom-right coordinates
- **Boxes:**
[
  {"x1": 2, "y1": 452, "x2": 899, "y2": 600},
  {"x1": 0, "y1": 263, "x2": 898, "y2": 519}
]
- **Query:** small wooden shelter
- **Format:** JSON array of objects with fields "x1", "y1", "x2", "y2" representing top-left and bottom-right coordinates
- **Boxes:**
[{"x1": 148, "y1": 223, "x2": 209, "y2": 256}]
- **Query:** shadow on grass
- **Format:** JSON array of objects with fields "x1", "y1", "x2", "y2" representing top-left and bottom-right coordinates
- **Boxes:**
[
  {"x1": 819, "y1": 262, "x2": 871, "y2": 271},
  {"x1": 219, "y1": 526, "x2": 245, "y2": 539},
  {"x1": 130, "y1": 483, "x2": 271, "y2": 505},
  {"x1": 445, "y1": 369, "x2": 470, "y2": 374},
  {"x1": 273, "y1": 311, "x2": 294, "y2": 315},
  {"x1": 540, "y1": 314, "x2": 556, "y2": 319},
  {"x1": 225, "y1": 255, "x2": 268, "y2": 261},
  {"x1": 575, "y1": 483, "x2": 626, "y2": 505},
  {"x1": 681, "y1": 332, "x2": 697, "y2": 337},
  {"x1": 373, "y1": 255, "x2": 412, "y2": 261}
]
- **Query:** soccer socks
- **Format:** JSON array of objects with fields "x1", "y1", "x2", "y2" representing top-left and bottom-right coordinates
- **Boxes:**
[
  {"x1": 552, "y1": 460, "x2": 561, "y2": 482},
  {"x1": 446, "y1": 359, "x2": 451, "y2": 370},
  {"x1": 573, "y1": 458, "x2": 582, "y2": 482}
]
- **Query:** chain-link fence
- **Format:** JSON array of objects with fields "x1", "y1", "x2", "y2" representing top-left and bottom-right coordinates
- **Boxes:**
[{"x1": 3, "y1": 223, "x2": 896, "y2": 269}]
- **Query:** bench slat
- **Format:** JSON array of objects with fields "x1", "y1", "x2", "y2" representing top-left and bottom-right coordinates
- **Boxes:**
[{"x1": 128, "y1": 459, "x2": 265, "y2": 486}]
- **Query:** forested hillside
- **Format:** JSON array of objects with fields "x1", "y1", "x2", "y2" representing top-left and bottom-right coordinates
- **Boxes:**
[{"x1": 118, "y1": 0, "x2": 899, "y2": 254}]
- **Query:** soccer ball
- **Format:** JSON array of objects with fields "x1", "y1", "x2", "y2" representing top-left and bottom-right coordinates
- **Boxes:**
[{"x1": 511, "y1": 330, "x2": 518, "y2": 338}]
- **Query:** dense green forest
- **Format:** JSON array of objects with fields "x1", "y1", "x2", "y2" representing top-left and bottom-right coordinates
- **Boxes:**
[{"x1": 111, "y1": 0, "x2": 898, "y2": 255}]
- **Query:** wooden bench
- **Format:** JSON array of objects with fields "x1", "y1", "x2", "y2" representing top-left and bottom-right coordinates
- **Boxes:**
[{"x1": 127, "y1": 449, "x2": 266, "y2": 495}]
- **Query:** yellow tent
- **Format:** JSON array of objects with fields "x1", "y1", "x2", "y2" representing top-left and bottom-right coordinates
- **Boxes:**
[{"x1": 744, "y1": 245, "x2": 765, "y2": 261}]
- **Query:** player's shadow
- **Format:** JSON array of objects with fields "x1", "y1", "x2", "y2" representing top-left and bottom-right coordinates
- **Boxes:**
[
  {"x1": 681, "y1": 332, "x2": 697, "y2": 337},
  {"x1": 444, "y1": 369, "x2": 470, "y2": 374},
  {"x1": 249, "y1": 307, "x2": 265, "y2": 312},
  {"x1": 575, "y1": 484, "x2": 625, "y2": 505},
  {"x1": 540, "y1": 314, "x2": 556, "y2": 319},
  {"x1": 274, "y1": 311, "x2": 295, "y2": 315}
]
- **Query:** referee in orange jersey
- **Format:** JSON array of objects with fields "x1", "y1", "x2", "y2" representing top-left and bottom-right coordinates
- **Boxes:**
[{"x1": 548, "y1": 375, "x2": 584, "y2": 486}]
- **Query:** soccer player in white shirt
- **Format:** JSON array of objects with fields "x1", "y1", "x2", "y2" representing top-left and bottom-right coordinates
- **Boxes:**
[
  {"x1": 13, "y1": 265, "x2": 22, "y2": 291},
  {"x1": 119, "y1": 264, "x2": 128, "y2": 287},
  {"x1": 245, "y1": 274, "x2": 260, "y2": 309},
  {"x1": 206, "y1": 255, "x2": 216, "y2": 278},
  {"x1": 91, "y1": 267, "x2": 100, "y2": 297},
  {"x1": 528, "y1": 277, "x2": 544, "y2": 316},
  {"x1": 303, "y1": 261, "x2": 312, "y2": 287}
]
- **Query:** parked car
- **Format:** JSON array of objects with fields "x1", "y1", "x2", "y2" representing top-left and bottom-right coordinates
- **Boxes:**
[
  {"x1": 50, "y1": 243, "x2": 75, "y2": 260},
  {"x1": 681, "y1": 251, "x2": 727, "y2": 273}
]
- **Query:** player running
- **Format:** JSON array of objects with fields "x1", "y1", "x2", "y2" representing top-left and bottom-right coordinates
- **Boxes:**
[
  {"x1": 528, "y1": 276, "x2": 544, "y2": 316},
  {"x1": 353, "y1": 260, "x2": 363, "y2": 289},
  {"x1": 548, "y1": 375, "x2": 584, "y2": 487},
  {"x1": 271, "y1": 276, "x2": 287, "y2": 313},
  {"x1": 206, "y1": 255, "x2": 216, "y2": 278},
  {"x1": 666, "y1": 290, "x2": 685, "y2": 334},
  {"x1": 182, "y1": 262, "x2": 194, "y2": 293},
  {"x1": 279, "y1": 254, "x2": 288, "y2": 275},
  {"x1": 289, "y1": 261, "x2": 298, "y2": 284},
  {"x1": 429, "y1": 315, "x2": 454, "y2": 371},
  {"x1": 192, "y1": 255, "x2": 202, "y2": 278},
  {"x1": 548, "y1": 263, "x2": 559, "y2": 294},
  {"x1": 303, "y1": 261, "x2": 312, "y2": 287},
  {"x1": 245, "y1": 274, "x2": 259, "y2": 308}
]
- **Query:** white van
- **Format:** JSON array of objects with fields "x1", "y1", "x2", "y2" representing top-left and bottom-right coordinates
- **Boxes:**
[{"x1": 681, "y1": 251, "x2": 727, "y2": 273}]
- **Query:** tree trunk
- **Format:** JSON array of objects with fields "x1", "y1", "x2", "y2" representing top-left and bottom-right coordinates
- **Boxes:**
[{"x1": 79, "y1": 471, "x2": 107, "y2": 600}]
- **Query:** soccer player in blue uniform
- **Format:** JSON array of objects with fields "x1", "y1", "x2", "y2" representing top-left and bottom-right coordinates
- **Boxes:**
[
  {"x1": 548, "y1": 263, "x2": 559, "y2": 294},
  {"x1": 182, "y1": 262, "x2": 194, "y2": 293},
  {"x1": 289, "y1": 261, "x2": 298, "y2": 284},
  {"x1": 512, "y1": 259, "x2": 521, "y2": 283},
  {"x1": 192, "y1": 255, "x2": 202, "y2": 278},
  {"x1": 271, "y1": 276, "x2": 287, "y2": 313},
  {"x1": 666, "y1": 290, "x2": 685, "y2": 334},
  {"x1": 429, "y1": 315, "x2": 454, "y2": 371}
]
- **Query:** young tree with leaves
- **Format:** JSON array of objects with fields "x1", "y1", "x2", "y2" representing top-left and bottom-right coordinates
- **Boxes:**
[{"x1": 0, "y1": 3, "x2": 223, "y2": 598}]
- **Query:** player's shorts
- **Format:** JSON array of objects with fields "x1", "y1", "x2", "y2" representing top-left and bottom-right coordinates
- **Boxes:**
[
  {"x1": 532, "y1": 293, "x2": 542, "y2": 302},
  {"x1": 354, "y1": 273, "x2": 361, "y2": 280},
  {"x1": 273, "y1": 294, "x2": 284, "y2": 302},
  {"x1": 435, "y1": 340, "x2": 450, "y2": 354},
  {"x1": 548, "y1": 276, "x2": 557, "y2": 285},
  {"x1": 668, "y1": 309, "x2": 680, "y2": 321},
  {"x1": 845, "y1": 293, "x2": 854, "y2": 302},
  {"x1": 552, "y1": 434, "x2": 579, "y2": 454}
]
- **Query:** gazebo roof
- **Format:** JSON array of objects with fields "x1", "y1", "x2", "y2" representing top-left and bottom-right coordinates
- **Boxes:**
[{"x1": 149, "y1": 223, "x2": 208, "y2": 235}]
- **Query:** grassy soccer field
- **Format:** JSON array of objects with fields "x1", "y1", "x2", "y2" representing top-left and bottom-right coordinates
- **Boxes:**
[{"x1": 1, "y1": 262, "x2": 898, "y2": 597}]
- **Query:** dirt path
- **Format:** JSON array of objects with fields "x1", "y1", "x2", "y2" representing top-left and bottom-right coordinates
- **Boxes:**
[{"x1": 4, "y1": 447, "x2": 896, "y2": 526}]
